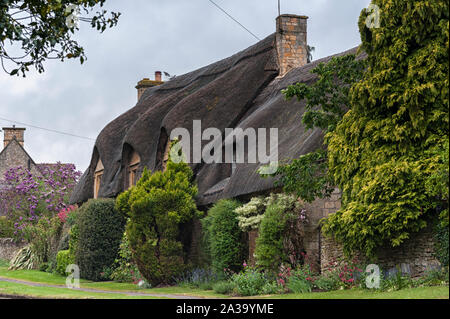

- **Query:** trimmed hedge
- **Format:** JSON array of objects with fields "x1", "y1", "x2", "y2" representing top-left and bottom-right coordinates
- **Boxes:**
[
  {"x1": 74, "y1": 199, "x2": 125, "y2": 281},
  {"x1": 202, "y1": 199, "x2": 246, "y2": 273}
]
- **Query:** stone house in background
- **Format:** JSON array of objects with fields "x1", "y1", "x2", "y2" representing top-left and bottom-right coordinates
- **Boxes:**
[
  {"x1": 0, "y1": 127, "x2": 41, "y2": 193},
  {"x1": 70, "y1": 14, "x2": 440, "y2": 277},
  {"x1": 0, "y1": 126, "x2": 74, "y2": 215}
]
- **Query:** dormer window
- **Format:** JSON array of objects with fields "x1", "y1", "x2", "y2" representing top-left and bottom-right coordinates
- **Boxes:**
[
  {"x1": 127, "y1": 151, "x2": 141, "y2": 188},
  {"x1": 94, "y1": 159, "x2": 104, "y2": 199}
]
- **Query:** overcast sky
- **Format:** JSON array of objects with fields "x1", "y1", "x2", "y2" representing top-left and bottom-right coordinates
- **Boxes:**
[{"x1": 0, "y1": 0, "x2": 371, "y2": 173}]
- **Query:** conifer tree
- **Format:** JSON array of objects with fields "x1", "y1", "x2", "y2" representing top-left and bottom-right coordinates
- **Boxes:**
[{"x1": 322, "y1": 0, "x2": 449, "y2": 256}]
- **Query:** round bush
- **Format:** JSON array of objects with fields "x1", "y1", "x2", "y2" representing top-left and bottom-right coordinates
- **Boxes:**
[
  {"x1": 56, "y1": 250, "x2": 74, "y2": 276},
  {"x1": 75, "y1": 198, "x2": 125, "y2": 281}
]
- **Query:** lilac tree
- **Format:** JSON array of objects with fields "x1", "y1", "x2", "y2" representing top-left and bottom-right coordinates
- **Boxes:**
[{"x1": 0, "y1": 163, "x2": 81, "y2": 238}]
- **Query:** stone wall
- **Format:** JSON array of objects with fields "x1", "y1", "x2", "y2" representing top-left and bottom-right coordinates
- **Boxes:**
[
  {"x1": 299, "y1": 188, "x2": 341, "y2": 272},
  {"x1": 316, "y1": 190, "x2": 441, "y2": 278},
  {"x1": 275, "y1": 14, "x2": 308, "y2": 77},
  {"x1": 0, "y1": 139, "x2": 40, "y2": 184},
  {"x1": 0, "y1": 238, "x2": 25, "y2": 262},
  {"x1": 320, "y1": 225, "x2": 440, "y2": 278}
]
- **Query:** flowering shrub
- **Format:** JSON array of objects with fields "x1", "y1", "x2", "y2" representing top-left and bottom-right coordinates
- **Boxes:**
[
  {"x1": 231, "y1": 265, "x2": 268, "y2": 296},
  {"x1": 320, "y1": 257, "x2": 364, "y2": 290},
  {"x1": 0, "y1": 164, "x2": 81, "y2": 238},
  {"x1": 286, "y1": 265, "x2": 315, "y2": 293},
  {"x1": 110, "y1": 231, "x2": 142, "y2": 283},
  {"x1": 57, "y1": 205, "x2": 77, "y2": 223},
  {"x1": 234, "y1": 196, "x2": 266, "y2": 231}
]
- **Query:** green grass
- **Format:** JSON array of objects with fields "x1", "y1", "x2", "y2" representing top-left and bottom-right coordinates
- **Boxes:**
[
  {"x1": 0, "y1": 259, "x2": 9, "y2": 268},
  {"x1": 260, "y1": 286, "x2": 449, "y2": 299},
  {"x1": 0, "y1": 266, "x2": 448, "y2": 299},
  {"x1": 0, "y1": 267, "x2": 224, "y2": 298},
  {"x1": 0, "y1": 281, "x2": 165, "y2": 299}
]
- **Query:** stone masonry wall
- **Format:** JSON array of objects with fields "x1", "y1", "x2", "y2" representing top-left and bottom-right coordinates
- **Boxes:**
[
  {"x1": 318, "y1": 190, "x2": 440, "y2": 278},
  {"x1": 275, "y1": 14, "x2": 308, "y2": 77},
  {"x1": 299, "y1": 188, "x2": 341, "y2": 273},
  {"x1": 320, "y1": 224, "x2": 440, "y2": 278},
  {"x1": 0, "y1": 238, "x2": 25, "y2": 262},
  {"x1": 0, "y1": 140, "x2": 40, "y2": 183}
]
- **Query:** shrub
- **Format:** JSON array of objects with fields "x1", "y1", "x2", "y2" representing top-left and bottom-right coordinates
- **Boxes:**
[
  {"x1": 418, "y1": 268, "x2": 449, "y2": 287},
  {"x1": 174, "y1": 267, "x2": 219, "y2": 289},
  {"x1": 234, "y1": 196, "x2": 266, "y2": 231},
  {"x1": 116, "y1": 159, "x2": 201, "y2": 286},
  {"x1": 9, "y1": 245, "x2": 37, "y2": 270},
  {"x1": 0, "y1": 216, "x2": 15, "y2": 238},
  {"x1": 320, "y1": 257, "x2": 364, "y2": 290},
  {"x1": 56, "y1": 250, "x2": 74, "y2": 276},
  {"x1": 314, "y1": 274, "x2": 339, "y2": 291},
  {"x1": 110, "y1": 231, "x2": 142, "y2": 283},
  {"x1": 75, "y1": 198, "x2": 125, "y2": 281},
  {"x1": 286, "y1": 266, "x2": 315, "y2": 294},
  {"x1": 202, "y1": 199, "x2": 246, "y2": 274},
  {"x1": 213, "y1": 281, "x2": 236, "y2": 295},
  {"x1": 231, "y1": 266, "x2": 267, "y2": 296},
  {"x1": 22, "y1": 215, "x2": 63, "y2": 268},
  {"x1": 261, "y1": 280, "x2": 281, "y2": 295},
  {"x1": 254, "y1": 193, "x2": 306, "y2": 273},
  {"x1": 380, "y1": 270, "x2": 414, "y2": 292}
]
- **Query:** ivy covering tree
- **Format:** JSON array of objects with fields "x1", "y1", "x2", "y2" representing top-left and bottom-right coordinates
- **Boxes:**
[
  {"x1": 322, "y1": 0, "x2": 449, "y2": 256},
  {"x1": 116, "y1": 160, "x2": 201, "y2": 286},
  {"x1": 0, "y1": 0, "x2": 120, "y2": 76}
]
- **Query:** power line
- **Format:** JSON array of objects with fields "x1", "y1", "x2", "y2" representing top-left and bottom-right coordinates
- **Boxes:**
[
  {"x1": 207, "y1": 0, "x2": 261, "y2": 41},
  {"x1": 0, "y1": 116, "x2": 96, "y2": 141}
]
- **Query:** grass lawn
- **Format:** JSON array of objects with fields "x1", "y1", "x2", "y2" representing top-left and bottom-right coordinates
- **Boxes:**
[
  {"x1": 0, "y1": 265, "x2": 448, "y2": 299},
  {"x1": 0, "y1": 266, "x2": 224, "y2": 299}
]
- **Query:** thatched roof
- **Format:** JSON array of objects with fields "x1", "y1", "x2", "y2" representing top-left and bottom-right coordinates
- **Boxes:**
[{"x1": 70, "y1": 33, "x2": 362, "y2": 206}]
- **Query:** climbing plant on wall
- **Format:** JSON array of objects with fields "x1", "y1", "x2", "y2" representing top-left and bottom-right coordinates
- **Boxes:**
[{"x1": 321, "y1": 0, "x2": 449, "y2": 256}]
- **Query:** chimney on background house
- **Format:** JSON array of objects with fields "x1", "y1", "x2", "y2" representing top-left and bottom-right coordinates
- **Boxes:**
[
  {"x1": 135, "y1": 71, "x2": 164, "y2": 101},
  {"x1": 2, "y1": 125, "x2": 26, "y2": 148},
  {"x1": 275, "y1": 14, "x2": 308, "y2": 77}
]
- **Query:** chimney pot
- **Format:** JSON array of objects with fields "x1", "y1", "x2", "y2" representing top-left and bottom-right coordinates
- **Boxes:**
[
  {"x1": 155, "y1": 71, "x2": 162, "y2": 82},
  {"x1": 276, "y1": 14, "x2": 308, "y2": 77},
  {"x1": 135, "y1": 72, "x2": 165, "y2": 101}
]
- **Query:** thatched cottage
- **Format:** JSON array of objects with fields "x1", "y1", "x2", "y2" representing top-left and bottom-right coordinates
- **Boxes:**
[{"x1": 70, "y1": 14, "x2": 440, "y2": 276}]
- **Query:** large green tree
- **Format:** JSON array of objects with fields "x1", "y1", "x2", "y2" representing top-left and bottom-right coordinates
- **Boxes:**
[
  {"x1": 116, "y1": 161, "x2": 201, "y2": 286},
  {"x1": 0, "y1": 0, "x2": 120, "y2": 76},
  {"x1": 322, "y1": 0, "x2": 449, "y2": 256}
]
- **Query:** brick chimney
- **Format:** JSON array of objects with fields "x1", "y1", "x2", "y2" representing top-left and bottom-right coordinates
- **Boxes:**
[
  {"x1": 155, "y1": 71, "x2": 162, "y2": 82},
  {"x1": 275, "y1": 14, "x2": 308, "y2": 77},
  {"x1": 3, "y1": 125, "x2": 26, "y2": 148},
  {"x1": 135, "y1": 71, "x2": 164, "y2": 101}
]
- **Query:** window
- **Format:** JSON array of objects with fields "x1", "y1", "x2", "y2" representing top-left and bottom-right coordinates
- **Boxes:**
[
  {"x1": 94, "y1": 159, "x2": 104, "y2": 199},
  {"x1": 127, "y1": 151, "x2": 141, "y2": 188}
]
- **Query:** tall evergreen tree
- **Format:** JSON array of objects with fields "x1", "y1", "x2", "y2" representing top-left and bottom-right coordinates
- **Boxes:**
[{"x1": 322, "y1": 0, "x2": 449, "y2": 256}]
